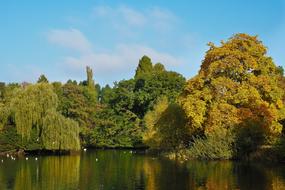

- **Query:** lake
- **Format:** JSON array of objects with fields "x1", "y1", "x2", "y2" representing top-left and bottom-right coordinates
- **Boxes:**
[{"x1": 0, "y1": 150, "x2": 285, "y2": 190}]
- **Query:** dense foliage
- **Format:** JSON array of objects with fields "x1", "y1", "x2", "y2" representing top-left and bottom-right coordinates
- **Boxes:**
[
  {"x1": 143, "y1": 96, "x2": 188, "y2": 150},
  {"x1": 0, "y1": 83, "x2": 80, "y2": 151},
  {"x1": 144, "y1": 34, "x2": 285, "y2": 161},
  {"x1": 1, "y1": 33, "x2": 285, "y2": 161},
  {"x1": 0, "y1": 55, "x2": 185, "y2": 152}
]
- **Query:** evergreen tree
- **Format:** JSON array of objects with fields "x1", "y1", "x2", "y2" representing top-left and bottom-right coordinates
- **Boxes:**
[
  {"x1": 135, "y1": 55, "x2": 153, "y2": 78},
  {"x1": 37, "y1": 74, "x2": 49, "y2": 83}
]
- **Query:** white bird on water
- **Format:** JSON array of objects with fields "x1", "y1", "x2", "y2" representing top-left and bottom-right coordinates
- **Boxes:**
[
  {"x1": 35, "y1": 157, "x2": 38, "y2": 161},
  {"x1": 26, "y1": 157, "x2": 28, "y2": 160},
  {"x1": 83, "y1": 148, "x2": 87, "y2": 152},
  {"x1": 95, "y1": 158, "x2": 98, "y2": 162},
  {"x1": 6, "y1": 154, "x2": 9, "y2": 158},
  {"x1": 1, "y1": 160, "x2": 3, "y2": 163}
]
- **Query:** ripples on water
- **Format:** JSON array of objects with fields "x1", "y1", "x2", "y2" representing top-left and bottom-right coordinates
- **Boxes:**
[{"x1": 0, "y1": 150, "x2": 285, "y2": 190}]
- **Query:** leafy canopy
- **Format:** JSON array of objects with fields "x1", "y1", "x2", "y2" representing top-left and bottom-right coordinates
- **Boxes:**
[
  {"x1": 179, "y1": 33, "x2": 285, "y2": 144},
  {"x1": 7, "y1": 83, "x2": 80, "y2": 150}
]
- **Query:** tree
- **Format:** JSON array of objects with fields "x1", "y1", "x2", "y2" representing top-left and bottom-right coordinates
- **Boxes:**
[
  {"x1": 133, "y1": 70, "x2": 186, "y2": 118},
  {"x1": 110, "y1": 80, "x2": 136, "y2": 113},
  {"x1": 135, "y1": 55, "x2": 153, "y2": 78},
  {"x1": 85, "y1": 66, "x2": 98, "y2": 103},
  {"x1": 37, "y1": 74, "x2": 49, "y2": 83},
  {"x1": 58, "y1": 83, "x2": 94, "y2": 128},
  {"x1": 153, "y1": 63, "x2": 165, "y2": 73},
  {"x1": 7, "y1": 83, "x2": 80, "y2": 151},
  {"x1": 100, "y1": 84, "x2": 114, "y2": 104},
  {"x1": 86, "y1": 66, "x2": 95, "y2": 88},
  {"x1": 11, "y1": 83, "x2": 58, "y2": 139},
  {"x1": 143, "y1": 97, "x2": 188, "y2": 150},
  {"x1": 0, "y1": 82, "x2": 5, "y2": 99},
  {"x1": 42, "y1": 109, "x2": 80, "y2": 150},
  {"x1": 179, "y1": 34, "x2": 285, "y2": 158}
]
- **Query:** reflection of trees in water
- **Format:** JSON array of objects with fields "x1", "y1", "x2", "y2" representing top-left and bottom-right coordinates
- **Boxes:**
[
  {"x1": 39, "y1": 155, "x2": 80, "y2": 190},
  {"x1": 235, "y1": 163, "x2": 285, "y2": 190},
  {"x1": 13, "y1": 162, "x2": 33, "y2": 190},
  {"x1": 0, "y1": 166, "x2": 6, "y2": 190},
  {"x1": 186, "y1": 161, "x2": 285, "y2": 190},
  {"x1": 79, "y1": 150, "x2": 148, "y2": 190},
  {"x1": 1, "y1": 151, "x2": 285, "y2": 190},
  {"x1": 78, "y1": 151, "x2": 189, "y2": 190},
  {"x1": 12, "y1": 155, "x2": 80, "y2": 190},
  {"x1": 142, "y1": 157, "x2": 161, "y2": 190},
  {"x1": 186, "y1": 161, "x2": 236, "y2": 189}
]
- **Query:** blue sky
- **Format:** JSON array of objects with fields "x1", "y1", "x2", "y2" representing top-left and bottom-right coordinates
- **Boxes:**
[{"x1": 0, "y1": 0, "x2": 284, "y2": 86}]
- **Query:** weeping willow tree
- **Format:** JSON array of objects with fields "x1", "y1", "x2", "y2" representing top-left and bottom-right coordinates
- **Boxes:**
[
  {"x1": 11, "y1": 83, "x2": 58, "y2": 139},
  {"x1": 9, "y1": 83, "x2": 80, "y2": 151},
  {"x1": 0, "y1": 103, "x2": 9, "y2": 130},
  {"x1": 42, "y1": 109, "x2": 80, "y2": 150}
]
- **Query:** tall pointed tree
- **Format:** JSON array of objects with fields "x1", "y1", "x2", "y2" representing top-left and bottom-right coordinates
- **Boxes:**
[
  {"x1": 37, "y1": 74, "x2": 49, "y2": 83},
  {"x1": 86, "y1": 66, "x2": 95, "y2": 88},
  {"x1": 135, "y1": 55, "x2": 153, "y2": 79}
]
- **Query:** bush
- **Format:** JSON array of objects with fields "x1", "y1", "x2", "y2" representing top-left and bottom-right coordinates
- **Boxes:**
[
  {"x1": 235, "y1": 122, "x2": 266, "y2": 159},
  {"x1": 187, "y1": 127, "x2": 235, "y2": 160},
  {"x1": 0, "y1": 126, "x2": 21, "y2": 152},
  {"x1": 0, "y1": 125, "x2": 43, "y2": 152},
  {"x1": 273, "y1": 136, "x2": 285, "y2": 161},
  {"x1": 143, "y1": 97, "x2": 189, "y2": 150}
]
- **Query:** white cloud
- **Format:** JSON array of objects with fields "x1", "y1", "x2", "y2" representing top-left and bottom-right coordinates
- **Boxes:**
[
  {"x1": 92, "y1": 5, "x2": 177, "y2": 30},
  {"x1": 47, "y1": 6, "x2": 195, "y2": 84},
  {"x1": 148, "y1": 7, "x2": 178, "y2": 30},
  {"x1": 63, "y1": 43, "x2": 183, "y2": 76},
  {"x1": 47, "y1": 28, "x2": 92, "y2": 53},
  {"x1": 119, "y1": 6, "x2": 146, "y2": 27},
  {"x1": 47, "y1": 26, "x2": 184, "y2": 84}
]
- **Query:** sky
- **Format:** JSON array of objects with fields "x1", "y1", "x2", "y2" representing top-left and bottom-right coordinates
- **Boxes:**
[{"x1": 0, "y1": 0, "x2": 284, "y2": 86}]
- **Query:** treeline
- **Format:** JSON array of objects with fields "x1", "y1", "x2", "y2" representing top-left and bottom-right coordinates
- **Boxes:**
[
  {"x1": 1, "y1": 33, "x2": 285, "y2": 161},
  {"x1": 0, "y1": 56, "x2": 186, "y2": 152}
]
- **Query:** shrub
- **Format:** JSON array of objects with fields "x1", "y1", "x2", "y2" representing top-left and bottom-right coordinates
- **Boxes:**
[{"x1": 187, "y1": 127, "x2": 235, "y2": 160}]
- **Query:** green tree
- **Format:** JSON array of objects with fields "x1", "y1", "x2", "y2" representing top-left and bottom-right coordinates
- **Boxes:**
[
  {"x1": 135, "y1": 55, "x2": 153, "y2": 78},
  {"x1": 86, "y1": 66, "x2": 95, "y2": 88},
  {"x1": 37, "y1": 74, "x2": 49, "y2": 83},
  {"x1": 42, "y1": 109, "x2": 80, "y2": 150},
  {"x1": 85, "y1": 66, "x2": 98, "y2": 103},
  {"x1": 6, "y1": 83, "x2": 80, "y2": 151},
  {"x1": 100, "y1": 84, "x2": 114, "y2": 104},
  {"x1": 11, "y1": 83, "x2": 58, "y2": 139},
  {"x1": 0, "y1": 82, "x2": 5, "y2": 99},
  {"x1": 58, "y1": 83, "x2": 94, "y2": 128},
  {"x1": 153, "y1": 63, "x2": 165, "y2": 73},
  {"x1": 133, "y1": 70, "x2": 185, "y2": 117},
  {"x1": 144, "y1": 97, "x2": 188, "y2": 150}
]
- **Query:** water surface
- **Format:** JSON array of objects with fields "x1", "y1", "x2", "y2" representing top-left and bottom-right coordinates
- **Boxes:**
[{"x1": 0, "y1": 150, "x2": 285, "y2": 190}]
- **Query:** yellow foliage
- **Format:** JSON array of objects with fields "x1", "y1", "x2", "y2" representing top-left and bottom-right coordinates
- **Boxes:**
[
  {"x1": 143, "y1": 96, "x2": 169, "y2": 148},
  {"x1": 143, "y1": 96, "x2": 188, "y2": 150},
  {"x1": 179, "y1": 33, "x2": 285, "y2": 140}
]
